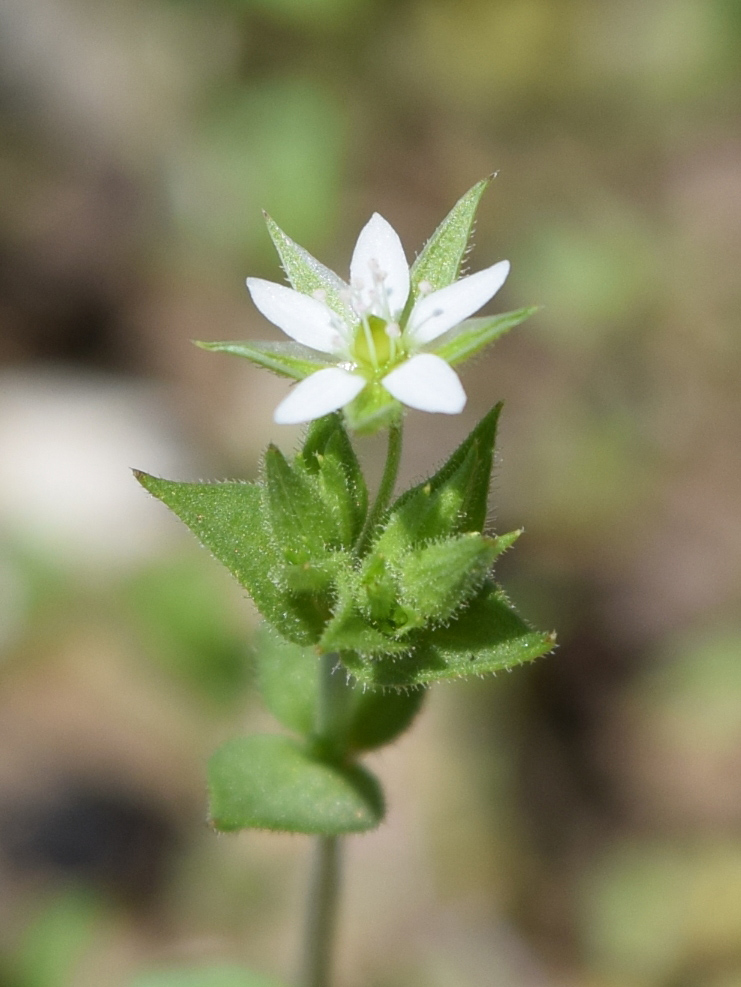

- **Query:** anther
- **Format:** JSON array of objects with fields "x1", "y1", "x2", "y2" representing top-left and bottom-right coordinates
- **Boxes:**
[
  {"x1": 385, "y1": 322, "x2": 401, "y2": 339},
  {"x1": 418, "y1": 280, "x2": 433, "y2": 295}
]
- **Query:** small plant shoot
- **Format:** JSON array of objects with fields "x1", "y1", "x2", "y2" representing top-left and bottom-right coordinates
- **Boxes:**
[{"x1": 135, "y1": 177, "x2": 554, "y2": 987}]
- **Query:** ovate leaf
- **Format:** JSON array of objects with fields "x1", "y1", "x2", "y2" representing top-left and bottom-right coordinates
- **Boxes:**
[
  {"x1": 341, "y1": 583, "x2": 555, "y2": 688},
  {"x1": 209, "y1": 735, "x2": 384, "y2": 834},
  {"x1": 432, "y1": 307, "x2": 539, "y2": 366},
  {"x1": 195, "y1": 340, "x2": 335, "y2": 380},
  {"x1": 255, "y1": 626, "x2": 317, "y2": 736},
  {"x1": 406, "y1": 176, "x2": 492, "y2": 311},
  {"x1": 347, "y1": 687, "x2": 426, "y2": 753},
  {"x1": 135, "y1": 473, "x2": 317, "y2": 644}
]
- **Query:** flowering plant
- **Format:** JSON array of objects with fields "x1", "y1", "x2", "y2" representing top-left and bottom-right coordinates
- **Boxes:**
[{"x1": 134, "y1": 177, "x2": 554, "y2": 987}]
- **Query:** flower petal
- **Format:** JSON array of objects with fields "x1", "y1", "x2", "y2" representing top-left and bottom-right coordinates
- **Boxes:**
[
  {"x1": 350, "y1": 213, "x2": 410, "y2": 319},
  {"x1": 406, "y1": 260, "x2": 510, "y2": 345},
  {"x1": 274, "y1": 367, "x2": 366, "y2": 424},
  {"x1": 247, "y1": 278, "x2": 347, "y2": 354},
  {"x1": 381, "y1": 354, "x2": 466, "y2": 414}
]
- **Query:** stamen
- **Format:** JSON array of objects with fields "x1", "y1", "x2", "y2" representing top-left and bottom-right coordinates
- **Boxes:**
[
  {"x1": 385, "y1": 322, "x2": 401, "y2": 339},
  {"x1": 418, "y1": 280, "x2": 433, "y2": 295},
  {"x1": 312, "y1": 288, "x2": 327, "y2": 302}
]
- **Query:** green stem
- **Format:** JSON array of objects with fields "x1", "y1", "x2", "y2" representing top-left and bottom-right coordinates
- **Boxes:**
[
  {"x1": 356, "y1": 418, "x2": 403, "y2": 555},
  {"x1": 300, "y1": 653, "x2": 347, "y2": 987},
  {"x1": 301, "y1": 835, "x2": 341, "y2": 987}
]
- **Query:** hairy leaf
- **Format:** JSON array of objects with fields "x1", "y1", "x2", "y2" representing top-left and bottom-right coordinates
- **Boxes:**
[
  {"x1": 135, "y1": 473, "x2": 320, "y2": 644},
  {"x1": 341, "y1": 583, "x2": 555, "y2": 688},
  {"x1": 255, "y1": 627, "x2": 318, "y2": 737},
  {"x1": 209, "y1": 735, "x2": 384, "y2": 834}
]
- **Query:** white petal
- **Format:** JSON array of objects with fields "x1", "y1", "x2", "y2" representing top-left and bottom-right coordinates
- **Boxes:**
[
  {"x1": 350, "y1": 213, "x2": 410, "y2": 318},
  {"x1": 406, "y1": 260, "x2": 510, "y2": 345},
  {"x1": 381, "y1": 354, "x2": 466, "y2": 414},
  {"x1": 247, "y1": 278, "x2": 346, "y2": 354},
  {"x1": 274, "y1": 368, "x2": 366, "y2": 425}
]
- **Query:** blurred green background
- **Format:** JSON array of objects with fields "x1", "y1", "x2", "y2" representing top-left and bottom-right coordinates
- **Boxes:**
[{"x1": 1, "y1": 0, "x2": 740, "y2": 984}]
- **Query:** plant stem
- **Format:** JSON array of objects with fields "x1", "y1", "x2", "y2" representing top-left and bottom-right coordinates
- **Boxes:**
[
  {"x1": 300, "y1": 653, "x2": 347, "y2": 987},
  {"x1": 356, "y1": 418, "x2": 403, "y2": 555},
  {"x1": 301, "y1": 834, "x2": 341, "y2": 987}
]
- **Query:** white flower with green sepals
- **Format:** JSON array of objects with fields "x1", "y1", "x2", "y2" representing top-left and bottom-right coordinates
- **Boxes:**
[{"x1": 198, "y1": 178, "x2": 537, "y2": 432}]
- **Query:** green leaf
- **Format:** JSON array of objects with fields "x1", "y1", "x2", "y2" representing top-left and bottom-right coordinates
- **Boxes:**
[
  {"x1": 263, "y1": 445, "x2": 336, "y2": 560},
  {"x1": 300, "y1": 415, "x2": 368, "y2": 546},
  {"x1": 319, "y1": 590, "x2": 409, "y2": 658},
  {"x1": 406, "y1": 176, "x2": 492, "y2": 314},
  {"x1": 194, "y1": 340, "x2": 335, "y2": 380},
  {"x1": 397, "y1": 531, "x2": 520, "y2": 629},
  {"x1": 264, "y1": 213, "x2": 354, "y2": 325},
  {"x1": 375, "y1": 403, "x2": 502, "y2": 555},
  {"x1": 134, "y1": 473, "x2": 319, "y2": 645},
  {"x1": 130, "y1": 966, "x2": 281, "y2": 987},
  {"x1": 347, "y1": 687, "x2": 426, "y2": 752},
  {"x1": 255, "y1": 626, "x2": 317, "y2": 736},
  {"x1": 208, "y1": 735, "x2": 384, "y2": 834},
  {"x1": 432, "y1": 307, "x2": 539, "y2": 366},
  {"x1": 341, "y1": 583, "x2": 555, "y2": 688}
]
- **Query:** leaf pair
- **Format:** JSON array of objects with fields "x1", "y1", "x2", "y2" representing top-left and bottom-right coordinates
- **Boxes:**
[{"x1": 208, "y1": 629, "x2": 424, "y2": 835}]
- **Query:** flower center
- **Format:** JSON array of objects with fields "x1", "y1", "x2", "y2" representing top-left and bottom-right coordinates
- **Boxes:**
[{"x1": 351, "y1": 316, "x2": 404, "y2": 375}]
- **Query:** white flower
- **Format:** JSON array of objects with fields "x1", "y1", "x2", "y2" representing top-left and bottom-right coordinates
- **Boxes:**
[{"x1": 247, "y1": 213, "x2": 510, "y2": 425}]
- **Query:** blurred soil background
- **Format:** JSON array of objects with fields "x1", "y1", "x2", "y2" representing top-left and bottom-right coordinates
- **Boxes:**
[{"x1": 1, "y1": 0, "x2": 741, "y2": 984}]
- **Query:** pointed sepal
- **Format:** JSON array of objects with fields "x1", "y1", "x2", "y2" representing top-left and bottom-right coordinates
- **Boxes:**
[
  {"x1": 194, "y1": 340, "x2": 336, "y2": 380},
  {"x1": 406, "y1": 176, "x2": 492, "y2": 314},
  {"x1": 264, "y1": 213, "x2": 354, "y2": 325},
  {"x1": 432, "y1": 307, "x2": 539, "y2": 366}
]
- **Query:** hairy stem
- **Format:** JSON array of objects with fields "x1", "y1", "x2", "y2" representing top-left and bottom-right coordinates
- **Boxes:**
[
  {"x1": 356, "y1": 418, "x2": 403, "y2": 555},
  {"x1": 300, "y1": 653, "x2": 348, "y2": 987}
]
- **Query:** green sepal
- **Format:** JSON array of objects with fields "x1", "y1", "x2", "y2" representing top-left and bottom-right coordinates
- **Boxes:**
[
  {"x1": 263, "y1": 212, "x2": 354, "y2": 325},
  {"x1": 134, "y1": 473, "x2": 321, "y2": 645},
  {"x1": 340, "y1": 582, "x2": 556, "y2": 688},
  {"x1": 397, "y1": 530, "x2": 521, "y2": 629},
  {"x1": 208, "y1": 735, "x2": 384, "y2": 834},
  {"x1": 432, "y1": 307, "x2": 539, "y2": 367},
  {"x1": 343, "y1": 382, "x2": 401, "y2": 435},
  {"x1": 194, "y1": 340, "x2": 335, "y2": 380},
  {"x1": 375, "y1": 403, "x2": 502, "y2": 556},
  {"x1": 300, "y1": 414, "x2": 368, "y2": 546},
  {"x1": 129, "y1": 967, "x2": 282, "y2": 987},
  {"x1": 347, "y1": 687, "x2": 426, "y2": 753},
  {"x1": 405, "y1": 176, "x2": 492, "y2": 316}
]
